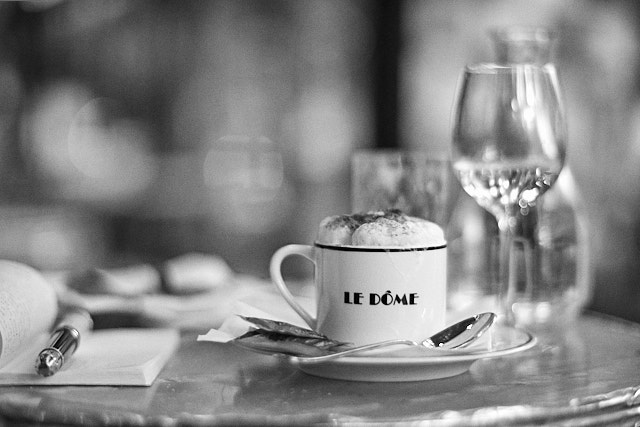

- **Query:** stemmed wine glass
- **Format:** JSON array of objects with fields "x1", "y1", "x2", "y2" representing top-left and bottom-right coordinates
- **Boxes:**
[{"x1": 451, "y1": 63, "x2": 566, "y2": 325}]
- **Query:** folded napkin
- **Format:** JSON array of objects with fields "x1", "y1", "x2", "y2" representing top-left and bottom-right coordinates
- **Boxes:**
[{"x1": 197, "y1": 298, "x2": 313, "y2": 344}]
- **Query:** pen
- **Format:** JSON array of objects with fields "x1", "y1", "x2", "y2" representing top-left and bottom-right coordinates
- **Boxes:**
[{"x1": 35, "y1": 307, "x2": 93, "y2": 377}]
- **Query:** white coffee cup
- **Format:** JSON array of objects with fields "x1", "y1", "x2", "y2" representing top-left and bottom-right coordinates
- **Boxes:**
[{"x1": 270, "y1": 242, "x2": 447, "y2": 346}]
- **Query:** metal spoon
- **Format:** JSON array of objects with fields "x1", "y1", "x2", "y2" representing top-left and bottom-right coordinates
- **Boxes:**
[{"x1": 291, "y1": 312, "x2": 496, "y2": 363}]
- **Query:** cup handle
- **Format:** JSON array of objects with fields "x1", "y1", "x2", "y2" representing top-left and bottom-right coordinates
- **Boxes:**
[{"x1": 269, "y1": 244, "x2": 316, "y2": 329}]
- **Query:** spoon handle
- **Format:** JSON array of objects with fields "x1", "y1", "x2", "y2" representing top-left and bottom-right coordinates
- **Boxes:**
[{"x1": 291, "y1": 339, "x2": 419, "y2": 363}]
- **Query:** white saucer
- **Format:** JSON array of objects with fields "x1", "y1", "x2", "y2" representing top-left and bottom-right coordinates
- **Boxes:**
[{"x1": 287, "y1": 326, "x2": 537, "y2": 382}]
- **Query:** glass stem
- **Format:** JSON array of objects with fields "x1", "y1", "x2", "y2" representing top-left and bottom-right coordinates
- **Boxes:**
[
  {"x1": 496, "y1": 208, "x2": 537, "y2": 326},
  {"x1": 496, "y1": 207, "x2": 520, "y2": 325},
  {"x1": 497, "y1": 225, "x2": 515, "y2": 325}
]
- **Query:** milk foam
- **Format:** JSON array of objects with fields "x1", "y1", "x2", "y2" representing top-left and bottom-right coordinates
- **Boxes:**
[{"x1": 317, "y1": 210, "x2": 446, "y2": 248}]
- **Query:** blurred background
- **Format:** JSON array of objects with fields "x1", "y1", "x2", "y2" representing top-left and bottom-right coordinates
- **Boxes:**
[{"x1": 0, "y1": 0, "x2": 638, "y2": 322}]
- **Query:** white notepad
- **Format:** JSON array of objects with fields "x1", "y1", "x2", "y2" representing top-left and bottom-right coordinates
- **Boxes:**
[{"x1": 0, "y1": 328, "x2": 179, "y2": 386}]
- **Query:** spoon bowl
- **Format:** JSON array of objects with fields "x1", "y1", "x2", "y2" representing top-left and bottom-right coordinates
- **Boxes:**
[
  {"x1": 291, "y1": 312, "x2": 496, "y2": 363},
  {"x1": 425, "y1": 312, "x2": 496, "y2": 349}
]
